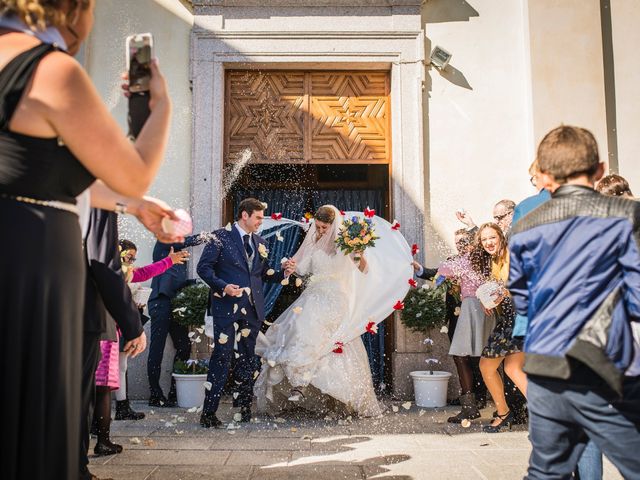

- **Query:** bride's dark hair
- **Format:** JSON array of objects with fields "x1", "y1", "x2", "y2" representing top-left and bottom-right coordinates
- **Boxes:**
[{"x1": 314, "y1": 206, "x2": 335, "y2": 224}]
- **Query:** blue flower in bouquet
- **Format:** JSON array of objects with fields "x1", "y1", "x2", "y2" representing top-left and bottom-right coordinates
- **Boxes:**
[{"x1": 434, "y1": 275, "x2": 446, "y2": 287}]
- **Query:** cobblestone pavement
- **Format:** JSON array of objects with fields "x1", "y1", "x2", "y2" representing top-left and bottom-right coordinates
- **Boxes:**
[{"x1": 89, "y1": 399, "x2": 624, "y2": 480}]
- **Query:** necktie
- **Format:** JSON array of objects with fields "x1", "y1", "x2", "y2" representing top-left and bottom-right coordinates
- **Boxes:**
[{"x1": 243, "y1": 234, "x2": 253, "y2": 258}]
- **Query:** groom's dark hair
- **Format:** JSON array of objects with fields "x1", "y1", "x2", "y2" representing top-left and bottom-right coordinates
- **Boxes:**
[{"x1": 237, "y1": 198, "x2": 265, "y2": 220}]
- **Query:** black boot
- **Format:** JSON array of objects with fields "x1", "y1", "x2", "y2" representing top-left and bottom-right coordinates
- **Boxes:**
[
  {"x1": 239, "y1": 406, "x2": 252, "y2": 422},
  {"x1": 447, "y1": 392, "x2": 481, "y2": 423},
  {"x1": 200, "y1": 411, "x2": 223, "y2": 429},
  {"x1": 115, "y1": 399, "x2": 145, "y2": 420}
]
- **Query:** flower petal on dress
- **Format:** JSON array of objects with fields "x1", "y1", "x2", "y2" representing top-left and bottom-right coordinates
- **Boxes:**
[{"x1": 393, "y1": 300, "x2": 405, "y2": 310}]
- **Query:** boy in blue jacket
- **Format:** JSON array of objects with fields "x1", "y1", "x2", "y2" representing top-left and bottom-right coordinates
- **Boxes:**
[{"x1": 508, "y1": 125, "x2": 640, "y2": 479}]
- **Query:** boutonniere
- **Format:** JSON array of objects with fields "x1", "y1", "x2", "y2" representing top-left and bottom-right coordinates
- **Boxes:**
[{"x1": 257, "y1": 243, "x2": 269, "y2": 259}]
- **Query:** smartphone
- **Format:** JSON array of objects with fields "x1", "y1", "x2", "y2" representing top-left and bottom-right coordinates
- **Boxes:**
[{"x1": 125, "y1": 33, "x2": 154, "y2": 93}]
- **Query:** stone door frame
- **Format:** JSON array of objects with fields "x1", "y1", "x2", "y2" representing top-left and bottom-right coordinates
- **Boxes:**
[{"x1": 190, "y1": 28, "x2": 426, "y2": 394}]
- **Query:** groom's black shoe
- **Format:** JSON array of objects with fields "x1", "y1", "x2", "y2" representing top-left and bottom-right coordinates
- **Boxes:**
[
  {"x1": 200, "y1": 412, "x2": 223, "y2": 429},
  {"x1": 239, "y1": 407, "x2": 252, "y2": 423}
]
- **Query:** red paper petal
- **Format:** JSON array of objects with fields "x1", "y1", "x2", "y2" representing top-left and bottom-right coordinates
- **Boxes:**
[
  {"x1": 408, "y1": 279, "x2": 417, "y2": 288},
  {"x1": 411, "y1": 244, "x2": 420, "y2": 256},
  {"x1": 271, "y1": 213, "x2": 282, "y2": 220},
  {"x1": 393, "y1": 301, "x2": 405, "y2": 310}
]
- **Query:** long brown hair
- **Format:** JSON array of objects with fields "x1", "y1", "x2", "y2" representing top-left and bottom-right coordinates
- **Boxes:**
[
  {"x1": 1, "y1": 0, "x2": 91, "y2": 31},
  {"x1": 470, "y1": 223, "x2": 507, "y2": 279}
]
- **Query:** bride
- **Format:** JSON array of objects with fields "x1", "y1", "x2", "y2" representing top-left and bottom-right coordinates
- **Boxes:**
[{"x1": 254, "y1": 205, "x2": 412, "y2": 417}]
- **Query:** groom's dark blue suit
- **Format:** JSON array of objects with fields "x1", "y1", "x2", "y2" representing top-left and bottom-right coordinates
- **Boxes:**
[{"x1": 197, "y1": 225, "x2": 284, "y2": 415}]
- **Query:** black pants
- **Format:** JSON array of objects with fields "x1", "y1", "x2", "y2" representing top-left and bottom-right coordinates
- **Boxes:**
[
  {"x1": 147, "y1": 295, "x2": 190, "y2": 398},
  {"x1": 79, "y1": 332, "x2": 100, "y2": 480},
  {"x1": 203, "y1": 315, "x2": 261, "y2": 414}
]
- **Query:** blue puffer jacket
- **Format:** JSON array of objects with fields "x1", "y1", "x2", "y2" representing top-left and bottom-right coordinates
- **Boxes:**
[{"x1": 508, "y1": 185, "x2": 640, "y2": 395}]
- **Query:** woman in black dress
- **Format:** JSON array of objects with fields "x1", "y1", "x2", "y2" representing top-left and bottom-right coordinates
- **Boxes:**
[
  {"x1": 471, "y1": 223, "x2": 527, "y2": 433},
  {"x1": 0, "y1": 1, "x2": 172, "y2": 478}
]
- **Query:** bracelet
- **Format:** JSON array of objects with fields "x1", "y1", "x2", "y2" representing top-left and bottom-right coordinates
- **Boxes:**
[{"x1": 115, "y1": 202, "x2": 128, "y2": 215}]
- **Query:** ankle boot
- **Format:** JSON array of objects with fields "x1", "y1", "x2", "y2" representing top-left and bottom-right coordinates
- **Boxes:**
[
  {"x1": 447, "y1": 392, "x2": 481, "y2": 423},
  {"x1": 114, "y1": 399, "x2": 145, "y2": 420}
]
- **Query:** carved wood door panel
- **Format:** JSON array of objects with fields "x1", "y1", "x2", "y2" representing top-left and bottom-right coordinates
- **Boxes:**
[{"x1": 225, "y1": 71, "x2": 390, "y2": 164}]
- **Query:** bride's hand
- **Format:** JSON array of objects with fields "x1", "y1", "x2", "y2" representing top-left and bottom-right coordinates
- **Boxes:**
[{"x1": 355, "y1": 253, "x2": 368, "y2": 272}]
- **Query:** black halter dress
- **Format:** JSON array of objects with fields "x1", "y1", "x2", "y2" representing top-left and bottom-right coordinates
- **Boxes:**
[{"x1": 0, "y1": 43, "x2": 95, "y2": 480}]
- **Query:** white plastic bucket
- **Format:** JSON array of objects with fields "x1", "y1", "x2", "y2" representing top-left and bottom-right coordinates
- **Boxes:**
[
  {"x1": 172, "y1": 373, "x2": 208, "y2": 408},
  {"x1": 410, "y1": 370, "x2": 452, "y2": 408}
]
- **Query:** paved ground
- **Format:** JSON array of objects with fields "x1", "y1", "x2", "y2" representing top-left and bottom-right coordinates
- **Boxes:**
[{"x1": 89, "y1": 399, "x2": 624, "y2": 480}]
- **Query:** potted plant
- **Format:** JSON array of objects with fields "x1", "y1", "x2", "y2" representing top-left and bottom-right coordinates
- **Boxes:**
[
  {"x1": 172, "y1": 359, "x2": 209, "y2": 408},
  {"x1": 401, "y1": 277, "x2": 452, "y2": 408},
  {"x1": 171, "y1": 282, "x2": 210, "y2": 408}
]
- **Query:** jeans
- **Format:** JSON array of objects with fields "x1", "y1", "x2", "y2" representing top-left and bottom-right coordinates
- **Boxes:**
[
  {"x1": 525, "y1": 375, "x2": 640, "y2": 479},
  {"x1": 575, "y1": 441, "x2": 603, "y2": 480}
]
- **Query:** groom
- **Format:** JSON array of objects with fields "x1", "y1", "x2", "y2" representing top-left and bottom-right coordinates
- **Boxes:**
[{"x1": 197, "y1": 198, "x2": 294, "y2": 427}]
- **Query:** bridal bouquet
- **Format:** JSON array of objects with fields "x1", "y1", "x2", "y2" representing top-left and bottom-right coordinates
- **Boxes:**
[{"x1": 335, "y1": 215, "x2": 379, "y2": 260}]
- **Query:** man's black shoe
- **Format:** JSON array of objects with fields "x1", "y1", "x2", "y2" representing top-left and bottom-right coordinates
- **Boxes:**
[
  {"x1": 240, "y1": 407, "x2": 251, "y2": 423},
  {"x1": 200, "y1": 412, "x2": 223, "y2": 429},
  {"x1": 148, "y1": 394, "x2": 175, "y2": 408}
]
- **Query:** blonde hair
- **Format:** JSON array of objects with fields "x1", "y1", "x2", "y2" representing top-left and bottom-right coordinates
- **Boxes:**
[{"x1": 1, "y1": 0, "x2": 90, "y2": 31}]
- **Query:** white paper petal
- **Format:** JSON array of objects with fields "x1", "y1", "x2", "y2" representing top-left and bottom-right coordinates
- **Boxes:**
[
  {"x1": 233, "y1": 304, "x2": 238, "y2": 314},
  {"x1": 233, "y1": 322, "x2": 239, "y2": 331},
  {"x1": 235, "y1": 352, "x2": 240, "y2": 359},
  {"x1": 281, "y1": 278, "x2": 289, "y2": 286},
  {"x1": 203, "y1": 381, "x2": 212, "y2": 391},
  {"x1": 244, "y1": 287, "x2": 251, "y2": 296},
  {"x1": 188, "y1": 331, "x2": 195, "y2": 338},
  {"x1": 233, "y1": 413, "x2": 242, "y2": 422},
  {"x1": 218, "y1": 333, "x2": 228, "y2": 344},
  {"x1": 213, "y1": 292, "x2": 221, "y2": 298},
  {"x1": 295, "y1": 277, "x2": 303, "y2": 287},
  {"x1": 266, "y1": 269, "x2": 275, "y2": 276},
  {"x1": 267, "y1": 359, "x2": 276, "y2": 367},
  {"x1": 440, "y1": 325, "x2": 449, "y2": 334},
  {"x1": 240, "y1": 308, "x2": 247, "y2": 315},
  {"x1": 392, "y1": 405, "x2": 399, "y2": 413},
  {"x1": 402, "y1": 401, "x2": 412, "y2": 410},
  {"x1": 194, "y1": 336, "x2": 202, "y2": 343},
  {"x1": 240, "y1": 328, "x2": 251, "y2": 337},
  {"x1": 225, "y1": 223, "x2": 232, "y2": 231},
  {"x1": 253, "y1": 370, "x2": 260, "y2": 379},
  {"x1": 461, "y1": 419, "x2": 471, "y2": 428},
  {"x1": 280, "y1": 257, "x2": 288, "y2": 264},
  {"x1": 292, "y1": 306, "x2": 303, "y2": 314},
  {"x1": 129, "y1": 437, "x2": 141, "y2": 445},
  {"x1": 232, "y1": 392, "x2": 239, "y2": 399},
  {"x1": 187, "y1": 406, "x2": 197, "y2": 413},
  {"x1": 196, "y1": 327, "x2": 204, "y2": 334}
]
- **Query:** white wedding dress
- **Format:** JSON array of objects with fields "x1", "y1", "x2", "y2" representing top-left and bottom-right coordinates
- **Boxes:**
[{"x1": 254, "y1": 206, "x2": 413, "y2": 417}]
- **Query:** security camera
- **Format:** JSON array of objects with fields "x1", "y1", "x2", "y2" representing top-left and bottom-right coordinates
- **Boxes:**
[{"x1": 430, "y1": 46, "x2": 452, "y2": 70}]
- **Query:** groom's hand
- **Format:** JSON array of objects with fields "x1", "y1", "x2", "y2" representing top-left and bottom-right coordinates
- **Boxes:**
[
  {"x1": 224, "y1": 284, "x2": 243, "y2": 297},
  {"x1": 284, "y1": 259, "x2": 296, "y2": 276}
]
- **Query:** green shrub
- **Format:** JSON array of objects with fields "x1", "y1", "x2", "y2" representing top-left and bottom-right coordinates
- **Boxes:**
[
  {"x1": 400, "y1": 282, "x2": 448, "y2": 335},
  {"x1": 171, "y1": 282, "x2": 209, "y2": 328}
]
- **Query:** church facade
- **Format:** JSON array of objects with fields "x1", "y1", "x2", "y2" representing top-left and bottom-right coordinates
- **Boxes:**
[{"x1": 84, "y1": 0, "x2": 640, "y2": 398}]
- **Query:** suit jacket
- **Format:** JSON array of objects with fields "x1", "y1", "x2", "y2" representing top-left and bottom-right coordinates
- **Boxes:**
[
  {"x1": 149, "y1": 235, "x2": 203, "y2": 301},
  {"x1": 196, "y1": 227, "x2": 284, "y2": 326},
  {"x1": 83, "y1": 208, "x2": 143, "y2": 342}
]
